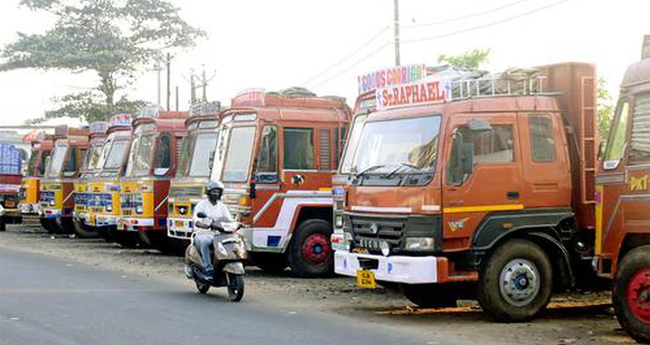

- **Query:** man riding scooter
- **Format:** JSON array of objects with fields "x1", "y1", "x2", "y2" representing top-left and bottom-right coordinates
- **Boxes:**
[
  {"x1": 192, "y1": 180, "x2": 235, "y2": 281},
  {"x1": 185, "y1": 180, "x2": 247, "y2": 301}
]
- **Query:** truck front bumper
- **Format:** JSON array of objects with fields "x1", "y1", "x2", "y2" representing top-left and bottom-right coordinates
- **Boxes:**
[{"x1": 335, "y1": 250, "x2": 440, "y2": 284}]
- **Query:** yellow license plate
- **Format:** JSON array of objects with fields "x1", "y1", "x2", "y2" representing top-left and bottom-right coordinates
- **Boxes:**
[
  {"x1": 174, "y1": 220, "x2": 185, "y2": 227},
  {"x1": 357, "y1": 270, "x2": 376, "y2": 289},
  {"x1": 5, "y1": 201, "x2": 15, "y2": 207}
]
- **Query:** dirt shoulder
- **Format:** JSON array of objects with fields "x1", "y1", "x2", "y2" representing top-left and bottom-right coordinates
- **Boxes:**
[{"x1": 0, "y1": 225, "x2": 634, "y2": 345}]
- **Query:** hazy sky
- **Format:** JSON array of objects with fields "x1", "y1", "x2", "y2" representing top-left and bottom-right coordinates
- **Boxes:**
[{"x1": 0, "y1": 0, "x2": 648, "y2": 126}]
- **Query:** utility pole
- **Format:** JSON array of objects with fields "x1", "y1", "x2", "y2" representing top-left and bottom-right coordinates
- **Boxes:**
[
  {"x1": 175, "y1": 86, "x2": 179, "y2": 111},
  {"x1": 202, "y1": 69, "x2": 208, "y2": 102},
  {"x1": 166, "y1": 53, "x2": 171, "y2": 111},
  {"x1": 155, "y1": 62, "x2": 163, "y2": 106},
  {"x1": 394, "y1": 0, "x2": 401, "y2": 66},
  {"x1": 190, "y1": 73, "x2": 196, "y2": 105}
]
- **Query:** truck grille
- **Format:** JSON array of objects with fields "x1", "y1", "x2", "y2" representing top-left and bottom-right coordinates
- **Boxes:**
[{"x1": 347, "y1": 214, "x2": 406, "y2": 253}]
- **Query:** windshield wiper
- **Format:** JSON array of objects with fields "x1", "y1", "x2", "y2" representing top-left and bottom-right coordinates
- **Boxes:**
[
  {"x1": 384, "y1": 162, "x2": 421, "y2": 179},
  {"x1": 353, "y1": 164, "x2": 386, "y2": 180}
]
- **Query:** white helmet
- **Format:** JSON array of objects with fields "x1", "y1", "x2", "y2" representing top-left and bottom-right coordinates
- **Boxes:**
[{"x1": 207, "y1": 180, "x2": 225, "y2": 192}]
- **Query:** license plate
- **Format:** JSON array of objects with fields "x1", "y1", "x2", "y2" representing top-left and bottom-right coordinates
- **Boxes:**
[
  {"x1": 357, "y1": 270, "x2": 376, "y2": 289},
  {"x1": 5, "y1": 201, "x2": 15, "y2": 207},
  {"x1": 174, "y1": 220, "x2": 185, "y2": 228}
]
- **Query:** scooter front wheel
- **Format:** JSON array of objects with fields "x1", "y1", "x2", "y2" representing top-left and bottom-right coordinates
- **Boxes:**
[
  {"x1": 195, "y1": 278, "x2": 210, "y2": 294},
  {"x1": 227, "y1": 273, "x2": 244, "y2": 302}
]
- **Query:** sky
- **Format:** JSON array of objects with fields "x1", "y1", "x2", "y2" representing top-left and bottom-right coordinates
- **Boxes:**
[{"x1": 0, "y1": 0, "x2": 648, "y2": 126}]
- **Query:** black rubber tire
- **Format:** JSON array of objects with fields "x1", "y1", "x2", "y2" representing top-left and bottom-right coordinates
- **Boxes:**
[
  {"x1": 477, "y1": 239, "x2": 553, "y2": 322},
  {"x1": 0, "y1": 219, "x2": 5, "y2": 232},
  {"x1": 195, "y1": 278, "x2": 210, "y2": 294},
  {"x1": 58, "y1": 217, "x2": 75, "y2": 235},
  {"x1": 613, "y1": 246, "x2": 650, "y2": 344},
  {"x1": 40, "y1": 218, "x2": 58, "y2": 233},
  {"x1": 72, "y1": 220, "x2": 99, "y2": 238},
  {"x1": 227, "y1": 273, "x2": 245, "y2": 302},
  {"x1": 114, "y1": 231, "x2": 140, "y2": 249},
  {"x1": 287, "y1": 219, "x2": 334, "y2": 278},
  {"x1": 252, "y1": 253, "x2": 288, "y2": 273},
  {"x1": 401, "y1": 283, "x2": 465, "y2": 308}
]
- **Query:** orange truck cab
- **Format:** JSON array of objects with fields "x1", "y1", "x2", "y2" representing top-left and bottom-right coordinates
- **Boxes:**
[
  {"x1": 212, "y1": 89, "x2": 350, "y2": 277},
  {"x1": 595, "y1": 36, "x2": 650, "y2": 342},
  {"x1": 0, "y1": 143, "x2": 24, "y2": 231},
  {"x1": 167, "y1": 101, "x2": 221, "y2": 241},
  {"x1": 334, "y1": 63, "x2": 598, "y2": 322},
  {"x1": 40, "y1": 125, "x2": 89, "y2": 233},
  {"x1": 20, "y1": 132, "x2": 52, "y2": 219},
  {"x1": 118, "y1": 109, "x2": 188, "y2": 250},
  {"x1": 72, "y1": 121, "x2": 107, "y2": 237},
  {"x1": 90, "y1": 114, "x2": 132, "y2": 239}
]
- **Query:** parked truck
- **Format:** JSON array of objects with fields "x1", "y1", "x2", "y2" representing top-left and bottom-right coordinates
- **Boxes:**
[
  {"x1": 595, "y1": 36, "x2": 650, "y2": 343},
  {"x1": 20, "y1": 132, "x2": 52, "y2": 222},
  {"x1": 211, "y1": 88, "x2": 350, "y2": 277},
  {"x1": 117, "y1": 109, "x2": 188, "y2": 251},
  {"x1": 334, "y1": 62, "x2": 599, "y2": 321},
  {"x1": 72, "y1": 121, "x2": 107, "y2": 238},
  {"x1": 40, "y1": 125, "x2": 89, "y2": 234},
  {"x1": 89, "y1": 114, "x2": 132, "y2": 243},
  {"x1": 167, "y1": 102, "x2": 220, "y2": 246},
  {"x1": 0, "y1": 143, "x2": 23, "y2": 231}
]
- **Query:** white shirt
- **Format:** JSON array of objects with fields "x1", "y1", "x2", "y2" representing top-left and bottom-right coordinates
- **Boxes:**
[{"x1": 193, "y1": 199, "x2": 235, "y2": 230}]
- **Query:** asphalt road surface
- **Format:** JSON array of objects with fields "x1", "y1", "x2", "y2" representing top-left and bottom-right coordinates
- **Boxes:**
[{"x1": 0, "y1": 247, "x2": 453, "y2": 345}]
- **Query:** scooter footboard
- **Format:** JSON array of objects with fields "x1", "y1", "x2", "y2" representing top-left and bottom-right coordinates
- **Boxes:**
[{"x1": 223, "y1": 262, "x2": 245, "y2": 275}]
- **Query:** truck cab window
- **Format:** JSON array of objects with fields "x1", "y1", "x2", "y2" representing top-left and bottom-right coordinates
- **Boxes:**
[
  {"x1": 604, "y1": 99, "x2": 630, "y2": 169},
  {"x1": 155, "y1": 134, "x2": 172, "y2": 173},
  {"x1": 629, "y1": 93, "x2": 650, "y2": 165},
  {"x1": 529, "y1": 114, "x2": 556, "y2": 162},
  {"x1": 284, "y1": 128, "x2": 314, "y2": 170},
  {"x1": 63, "y1": 148, "x2": 78, "y2": 175},
  {"x1": 256, "y1": 125, "x2": 277, "y2": 172}
]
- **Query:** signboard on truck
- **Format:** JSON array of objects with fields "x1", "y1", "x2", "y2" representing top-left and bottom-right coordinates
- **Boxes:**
[
  {"x1": 0, "y1": 144, "x2": 21, "y2": 175},
  {"x1": 375, "y1": 79, "x2": 452, "y2": 110},
  {"x1": 358, "y1": 64, "x2": 427, "y2": 94}
]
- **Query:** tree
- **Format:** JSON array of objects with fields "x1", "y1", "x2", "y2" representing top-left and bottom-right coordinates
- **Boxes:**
[
  {"x1": 597, "y1": 77, "x2": 614, "y2": 144},
  {"x1": 437, "y1": 49, "x2": 491, "y2": 69},
  {"x1": 0, "y1": 0, "x2": 205, "y2": 123}
]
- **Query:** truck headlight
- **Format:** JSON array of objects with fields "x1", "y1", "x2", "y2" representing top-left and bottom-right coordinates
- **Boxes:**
[
  {"x1": 404, "y1": 237, "x2": 435, "y2": 251},
  {"x1": 136, "y1": 205, "x2": 143, "y2": 214},
  {"x1": 335, "y1": 215, "x2": 343, "y2": 228},
  {"x1": 106, "y1": 205, "x2": 112, "y2": 212},
  {"x1": 49, "y1": 200, "x2": 55, "y2": 206}
]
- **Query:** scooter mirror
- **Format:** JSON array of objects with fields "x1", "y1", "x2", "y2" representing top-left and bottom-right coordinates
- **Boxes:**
[{"x1": 197, "y1": 212, "x2": 207, "y2": 218}]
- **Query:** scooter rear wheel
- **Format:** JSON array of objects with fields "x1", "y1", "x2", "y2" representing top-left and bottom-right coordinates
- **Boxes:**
[{"x1": 227, "y1": 273, "x2": 244, "y2": 302}]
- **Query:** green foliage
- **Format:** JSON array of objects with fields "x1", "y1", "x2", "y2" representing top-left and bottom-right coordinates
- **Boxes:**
[
  {"x1": 1, "y1": 0, "x2": 205, "y2": 122},
  {"x1": 597, "y1": 77, "x2": 615, "y2": 144},
  {"x1": 437, "y1": 49, "x2": 491, "y2": 69},
  {"x1": 26, "y1": 91, "x2": 147, "y2": 125}
]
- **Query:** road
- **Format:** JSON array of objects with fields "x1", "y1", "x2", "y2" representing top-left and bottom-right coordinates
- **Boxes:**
[{"x1": 0, "y1": 247, "x2": 451, "y2": 345}]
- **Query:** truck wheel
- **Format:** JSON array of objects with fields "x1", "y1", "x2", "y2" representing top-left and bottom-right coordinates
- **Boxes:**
[
  {"x1": 0, "y1": 219, "x2": 6, "y2": 232},
  {"x1": 401, "y1": 283, "x2": 461, "y2": 308},
  {"x1": 72, "y1": 220, "x2": 98, "y2": 238},
  {"x1": 613, "y1": 246, "x2": 650, "y2": 344},
  {"x1": 252, "y1": 253, "x2": 288, "y2": 273},
  {"x1": 477, "y1": 239, "x2": 553, "y2": 322},
  {"x1": 40, "y1": 218, "x2": 57, "y2": 233},
  {"x1": 287, "y1": 219, "x2": 333, "y2": 278}
]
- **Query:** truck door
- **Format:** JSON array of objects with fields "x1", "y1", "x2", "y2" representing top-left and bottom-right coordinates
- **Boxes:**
[{"x1": 442, "y1": 113, "x2": 523, "y2": 249}]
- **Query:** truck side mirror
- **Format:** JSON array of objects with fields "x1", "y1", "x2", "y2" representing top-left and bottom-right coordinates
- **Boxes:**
[
  {"x1": 597, "y1": 141, "x2": 606, "y2": 161},
  {"x1": 461, "y1": 142, "x2": 474, "y2": 180},
  {"x1": 447, "y1": 130, "x2": 465, "y2": 185}
]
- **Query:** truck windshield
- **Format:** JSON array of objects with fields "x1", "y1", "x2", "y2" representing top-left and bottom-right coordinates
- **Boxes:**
[
  {"x1": 351, "y1": 115, "x2": 442, "y2": 175},
  {"x1": 177, "y1": 131, "x2": 219, "y2": 177},
  {"x1": 222, "y1": 126, "x2": 255, "y2": 182},
  {"x1": 102, "y1": 139, "x2": 129, "y2": 171},
  {"x1": 46, "y1": 144, "x2": 68, "y2": 178},
  {"x1": 125, "y1": 132, "x2": 156, "y2": 177},
  {"x1": 84, "y1": 143, "x2": 103, "y2": 173},
  {"x1": 340, "y1": 114, "x2": 368, "y2": 174}
]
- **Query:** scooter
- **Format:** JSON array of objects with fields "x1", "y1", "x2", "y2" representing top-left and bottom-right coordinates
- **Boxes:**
[{"x1": 184, "y1": 212, "x2": 247, "y2": 302}]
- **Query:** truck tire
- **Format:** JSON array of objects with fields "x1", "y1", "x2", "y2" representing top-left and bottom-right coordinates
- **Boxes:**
[
  {"x1": 72, "y1": 220, "x2": 98, "y2": 238},
  {"x1": 40, "y1": 218, "x2": 58, "y2": 233},
  {"x1": 477, "y1": 239, "x2": 553, "y2": 322},
  {"x1": 287, "y1": 219, "x2": 333, "y2": 278},
  {"x1": 613, "y1": 246, "x2": 650, "y2": 344},
  {"x1": 252, "y1": 253, "x2": 288, "y2": 273},
  {"x1": 401, "y1": 283, "x2": 461, "y2": 308},
  {"x1": 0, "y1": 219, "x2": 5, "y2": 232}
]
